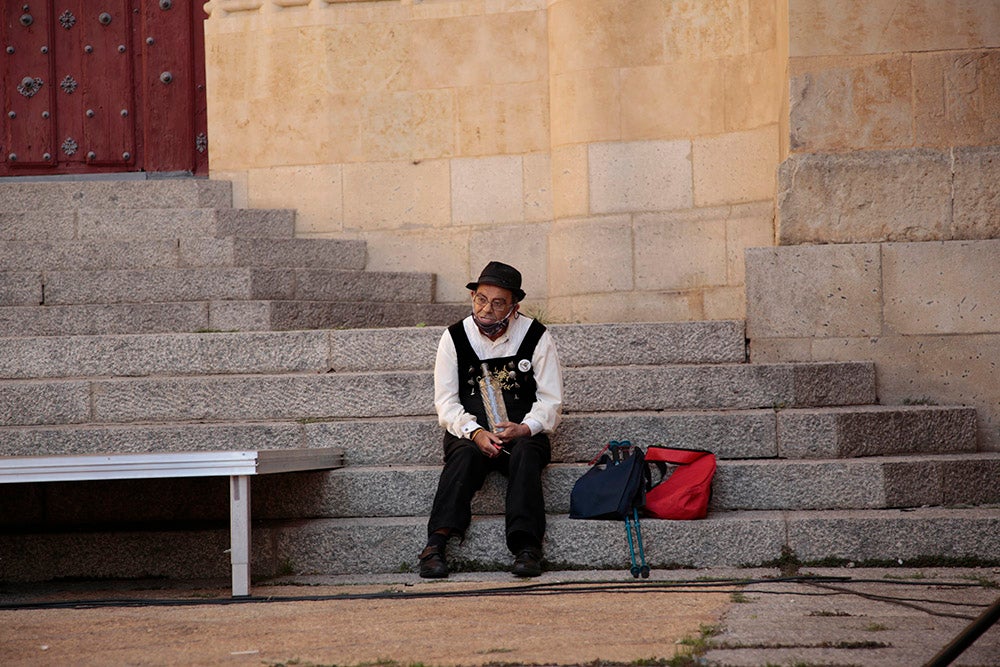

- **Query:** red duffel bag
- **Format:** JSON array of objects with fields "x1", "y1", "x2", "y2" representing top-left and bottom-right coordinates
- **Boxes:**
[{"x1": 643, "y1": 446, "x2": 716, "y2": 520}]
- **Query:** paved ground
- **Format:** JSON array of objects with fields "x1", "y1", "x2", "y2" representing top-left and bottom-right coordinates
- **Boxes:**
[
  {"x1": 702, "y1": 567, "x2": 1000, "y2": 667},
  {"x1": 1, "y1": 567, "x2": 998, "y2": 666}
]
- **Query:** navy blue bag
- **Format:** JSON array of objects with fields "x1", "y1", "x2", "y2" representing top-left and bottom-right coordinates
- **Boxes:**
[
  {"x1": 569, "y1": 440, "x2": 651, "y2": 578},
  {"x1": 569, "y1": 441, "x2": 647, "y2": 520}
]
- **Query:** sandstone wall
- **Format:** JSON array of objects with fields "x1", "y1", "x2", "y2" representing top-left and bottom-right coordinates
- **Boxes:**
[
  {"x1": 746, "y1": 241, "x2": 1000, "y2": 450},
  {"x1": 753, "y1": 1, "x2": 1000, "y2": 447},
  {"x1": 203, "y1": 0, "x2": 784, "y2": 322},
  {"x1": 781, "y1": 0, "x2": 1000, "y2": 244}
]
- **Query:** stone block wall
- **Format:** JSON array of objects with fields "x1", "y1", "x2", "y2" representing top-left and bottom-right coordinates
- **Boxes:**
[
  {"x1": 787, "y1": 0, "x2": 1000, "y2": 156},
  {"x1": 203, "y1": 0, "x2": 785, "y2": 322},
  {"x1": 778, "y1": 147, "x2": 1000, "y2": 244},
  {"x1": 782, "y1": 1, "x2": 1000, "y2": 244},
  {"x1": 748, "y1": 1, "x2": 1000, "y2": 449},
  {"x1": 747, "y1": 240, "x2": 1000, "y2": 450}
]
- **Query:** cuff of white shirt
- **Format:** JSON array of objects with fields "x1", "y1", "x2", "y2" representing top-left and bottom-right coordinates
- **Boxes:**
[
  {"x1": 523, "y1": 417, "x2": 543, "y2": 436},
  {"x1": 460, "y1": 421, "x2": 484, "y2": 438}
]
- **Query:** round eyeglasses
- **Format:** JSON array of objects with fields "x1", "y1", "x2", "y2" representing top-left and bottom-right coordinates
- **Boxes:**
[{"x1": 473, "y1": 293, "x2": 511, "y2": 312}]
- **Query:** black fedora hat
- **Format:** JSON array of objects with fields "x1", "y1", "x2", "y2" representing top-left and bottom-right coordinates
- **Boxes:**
[{"x1": 466, "y1": 261, "x2": 526, "y2": 302}]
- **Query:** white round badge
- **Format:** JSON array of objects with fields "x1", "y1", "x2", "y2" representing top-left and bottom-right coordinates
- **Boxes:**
[{"x1": 518, "y1": 358, "x2": 532, "y2": 373}]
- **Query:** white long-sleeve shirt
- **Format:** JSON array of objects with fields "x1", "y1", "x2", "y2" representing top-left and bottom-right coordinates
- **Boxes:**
[{"x1": 434, "y1": 314, "x2": 563, "y2": 439}]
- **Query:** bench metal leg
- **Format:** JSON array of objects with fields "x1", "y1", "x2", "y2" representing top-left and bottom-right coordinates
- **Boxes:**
[{"x1": 230, "y1": 475, "x2": 251, "y2": 597}]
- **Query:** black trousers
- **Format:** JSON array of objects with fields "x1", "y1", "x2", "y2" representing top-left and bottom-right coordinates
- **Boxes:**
[{"x1": 427, "y1": 431, "x2": 551, "y2": 553}]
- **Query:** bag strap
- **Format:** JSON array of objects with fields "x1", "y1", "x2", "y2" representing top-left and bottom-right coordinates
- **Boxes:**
[
  {"x1": 644, "y1": 446, "x2": 712, "y2": 465},
  {"x1": 588, "y1": 439, "x2": 635, "y2": 466}
]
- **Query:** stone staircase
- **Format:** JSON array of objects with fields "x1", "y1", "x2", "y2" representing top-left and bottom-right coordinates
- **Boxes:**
[
  {"x1": 0, "y1": 179, "x2": 467, "y2": 334},
  {"x1": 1, "y1": 179, "x2": 998, "y2": 584}
]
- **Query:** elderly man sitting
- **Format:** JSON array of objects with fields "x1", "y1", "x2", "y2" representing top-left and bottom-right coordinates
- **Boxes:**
[{"x1": 418, "y1": 261, "x2": 564, "y2": 578}]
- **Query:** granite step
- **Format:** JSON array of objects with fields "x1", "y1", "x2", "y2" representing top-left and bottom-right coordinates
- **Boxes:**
[
  {"x1": 0, "y1": 322, "x2": 746, "y2": 379},
  {"x1": 557, "y1": 405, "x2": 978, "y2": 462},
  {"x1": 0, "y1": 236, "x2": 369, "y2": 274},
  {"x1": 240, "y1": 301, "x2": 469, "y2": 332},
  {"x1": 1, "y1": 507, "x2": 995, "y2": 581},
  {"x1": 0, "y1": 361, "x2": 876, "y2": 426},
  {"x1": 0, "y1": 404, "x2": 977, "y2": 463},
  {"x1": 0, "y1": 302, "x2": 217, "y2": 337},
  {"x1": 0, "y1": 330, "x2": 334, "y2": 379},
  {"x1": 326, "y1": 320, "x2": 749, "y2": 371},
  {"x1": 0, "y1": 178, "x2": 233, "y2": 212},
  {"x1": 563, "y1": 361, "x2": 875, "y2": 412},
  {"x1": 0, "y1": 300, "x2": 469, "y2": 337},
  {"x1": 5, "y1": 453, "x2": 996, "y2": 528},
  {"x1": 281, "y1": 507, "x2": 1000, "y2": 575},
  {"x1": 0, "y1": 207, "x2": 296, "y2": 241},
  {"x1": 315, "y1": 405, "x2": 976, "y2": 464},
  {"x1": 0, "y1": 272, "x2": 41, "y2": 306},
  {"x1": 217, "y1": 237, "x2": 365, "y2": 268},
  {"x1": 776, "y1": 405, "x2": 981, "y2": 458},
  {"x1": 1, "y1": 240, "x2": 193, "y2": 273},
  {"x1": 0, "y1": 227, "x2": 367, "y2": 272},
  {"x1": 4, "y1": 260, "x2": 393, "y2": 307},
  {"x1": 29, "y1": 267, "x2": 430, "y2": 306},
  {"x1": 245, "y1": 452, "x2": 1000, "y2": 518}
]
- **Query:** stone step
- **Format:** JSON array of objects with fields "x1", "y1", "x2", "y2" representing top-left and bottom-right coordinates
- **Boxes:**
[
  {"x1": 0, "y1": 178, "x2": 233, "y2": 212},
  {"x1": 0, "y1": 331, "x2": 333, "y2": 379},
  {"x1": 0, "y1": 207, "x2": 299, "y2": 245},
  {"x1": 264, "y1": 452, "x2": 999, "y2": 518},
  {"x1": 19, "y1": 268, "x2": 429, "y2": 306},
  {"x1": 0, "y1": 361, "x2": 875, "y2": 426},
  {"x1": 0, "y1": 236, "x2": 369, "y2": 274},
  {"x1": 0, "y1": 405, "x2": 976, "y2": 463},
  {"x1": 0, "y1": 210, "x2": 77, "y2": 241},
  {"x1": 0, "y1": 321, "x2": 746, "y2": 379},
  {"x1": 326, "y1": 320, "x2": 748, "y2": 372},
  {"x1": 0, "y1": 301, "x2": 468, "y2": 337},
  {"x1": 0, "y1": 302, "x2": 215, "y2": 337},
  {"x1": 1, "y1": 245, "x2": 377, "y2": 307},
  {"x1": 558, "y1": 405, "x2": 978, "y2": 462},
  {"x1": 1, "y1": 507, "x2": 995, "y2": 581},
  {"x1": 217, "y1": 237, "x2": 364, "y2": 268},
  {"x1": 282, "y1": 507, "x2": 1000, "y2": 575},
  {"x1": 1, "y1": 240, "x2": 187, "y2": 273},
  {"x1": 776, "y1": 405, "x2": 981, "y2": 458},
  {"x1": 0, "y1": 271, "x2": 40, "y2": 306},
  {"x1": 564, "y1": 361, "x2": 875, "y2": 412},
  {"x1": 6, "y1": 454, "x2": 996, "y2": 529},
  {"x1": 227, "y1": 301, "x2": 470, "y2": 333},
  {"x1": 0, "y1": 208, "x2": 297, "y2": 242}
]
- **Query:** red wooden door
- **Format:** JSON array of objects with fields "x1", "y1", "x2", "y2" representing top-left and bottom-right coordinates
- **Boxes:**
[{"x1": 1, "y1": 0, "x2": 207, "y2": 176}]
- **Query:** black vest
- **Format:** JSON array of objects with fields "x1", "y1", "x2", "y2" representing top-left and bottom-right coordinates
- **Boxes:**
[{"x1": 449, "y1": 318, "x2": 547, "y2": 428}]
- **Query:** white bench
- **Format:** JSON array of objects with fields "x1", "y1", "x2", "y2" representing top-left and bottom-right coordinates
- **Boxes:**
[{"x1": 0, "y1": 448, "x2": 344, "y2": 597}]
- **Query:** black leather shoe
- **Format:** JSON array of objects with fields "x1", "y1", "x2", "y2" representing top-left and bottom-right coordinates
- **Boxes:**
[
  {"x1": 418, "y1": 545, "x2": 449, "y2": 579},
  {"x1": 512, "y1": 546, "x2": 543, "y2": 577}
]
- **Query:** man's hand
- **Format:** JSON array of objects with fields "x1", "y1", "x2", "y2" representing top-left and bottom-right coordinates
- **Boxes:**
[
  {"x1": 471, "y1": 428, "x2": 505, "y2": 458},
  {"x1": 494, "y1": 421, "x2": 531, "y2": 442}
]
